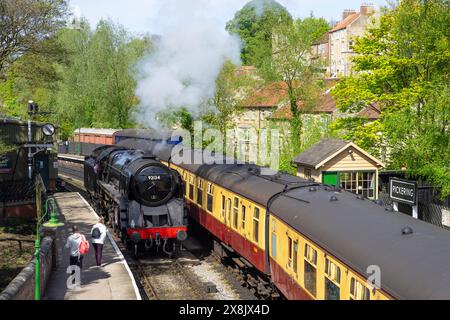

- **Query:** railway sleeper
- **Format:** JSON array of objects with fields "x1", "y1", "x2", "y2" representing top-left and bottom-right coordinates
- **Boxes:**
[{"x1": 216, "y1": 240, "x2": 281, "y2": 300}]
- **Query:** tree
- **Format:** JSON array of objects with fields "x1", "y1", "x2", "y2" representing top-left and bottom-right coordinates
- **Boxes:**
[
  {"x1": 332, "y1": 0, "x2": 450, "y2": 197},
  {"x1": 202, "y1": 61, "x2": 259, "y2": 135},
  {"x1": 269, "y1": 17, "x2": 330, "y2": 158},
  {"x1": 0, "y1": 0, "x2": 68, "y2": 78},
  {"x1": 226, "y1": 0, "x2": 292, "y2": 67},
  {"x1": 53, "y1": 20, "x2": 148, "y2": 136}
]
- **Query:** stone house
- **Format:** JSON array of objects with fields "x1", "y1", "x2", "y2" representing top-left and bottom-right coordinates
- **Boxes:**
[{"x1": 329, "y1": 4, "x2": 377, "y2": 78}]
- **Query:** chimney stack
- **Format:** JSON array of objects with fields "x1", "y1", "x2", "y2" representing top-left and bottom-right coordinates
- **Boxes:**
[
  {"x1": 342, "y1": 9, "x2": 357, "y2": 20},
  {"x1": 360, "y1": 3, "x2": 375, "y2": 16}
]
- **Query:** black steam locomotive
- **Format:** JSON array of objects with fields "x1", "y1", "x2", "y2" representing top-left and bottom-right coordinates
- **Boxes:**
[{"x1": 84, "y1": 145, "x2": 187, "y2": 257}]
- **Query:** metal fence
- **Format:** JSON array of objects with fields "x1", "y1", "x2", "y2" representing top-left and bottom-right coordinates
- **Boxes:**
[{"x1": 379, "y1": 176, "x2": 450, "y2": 231}]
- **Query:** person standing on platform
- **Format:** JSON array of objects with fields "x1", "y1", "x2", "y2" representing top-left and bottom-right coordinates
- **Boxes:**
[
  {"x1": 91, "y1": 218, "x2": 107, "y2": 267},
  {"x1": 65, "y1": 225, "x2": 84, "y2": 271}
]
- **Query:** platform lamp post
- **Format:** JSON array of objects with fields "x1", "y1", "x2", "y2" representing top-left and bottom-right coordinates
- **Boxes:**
[{"x1": 34, "y1": 176, "x2": 64, "y2": 300}]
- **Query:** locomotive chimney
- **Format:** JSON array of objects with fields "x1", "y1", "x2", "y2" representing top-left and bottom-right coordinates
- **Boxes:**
[{"x1": 342, "y1": 9, "x2": 357, "y2": 20}]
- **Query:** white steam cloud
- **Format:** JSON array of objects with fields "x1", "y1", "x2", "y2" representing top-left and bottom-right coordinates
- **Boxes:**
[{"x1": 134, "y1": 0, "x2": 242, "y2": 129}]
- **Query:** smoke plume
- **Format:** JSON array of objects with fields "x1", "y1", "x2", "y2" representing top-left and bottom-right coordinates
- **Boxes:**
[{"x1": 134, "y1": 0, "x2": 242, "y2": 129}]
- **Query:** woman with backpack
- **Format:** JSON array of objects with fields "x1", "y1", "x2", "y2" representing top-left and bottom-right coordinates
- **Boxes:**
[
  {"x1": 65, "y1": 225, "x2": 89, "y2": 271},
  {"x1": 91, "y1": 218, "x2": 107, "y2": 267}
]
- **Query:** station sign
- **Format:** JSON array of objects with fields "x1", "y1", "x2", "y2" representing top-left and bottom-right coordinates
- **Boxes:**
[
  {"x1": 389, "y1": 178, "x2": 417, "y2": 205},
  {"x1": 0, "y1": 155, "x2": 12, "y2": 174}
]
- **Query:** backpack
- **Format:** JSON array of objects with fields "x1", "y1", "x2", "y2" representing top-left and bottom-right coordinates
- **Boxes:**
[
  {"x1": 79, "y1": 235, "x2": 90, "y2": 255},
  {"x1": 92, "y1": 227, "x2": 101, "y2": 239}
]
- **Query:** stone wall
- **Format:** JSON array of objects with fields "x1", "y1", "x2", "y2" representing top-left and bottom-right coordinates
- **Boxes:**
[{"x1": 0, "y1": 236, "x2": 55, "y2": 300}]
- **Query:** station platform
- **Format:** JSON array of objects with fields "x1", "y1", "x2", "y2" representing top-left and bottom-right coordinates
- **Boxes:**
[
  {"x1": 57, "y1": 153, "x2": 85, "y2": 162},
  {"x1": 44, "y1": 193, "x2": 141, "y2": 300}
]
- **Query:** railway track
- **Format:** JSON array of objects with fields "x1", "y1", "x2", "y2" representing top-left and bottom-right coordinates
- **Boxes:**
[{"x1": 56, "y1": 156, "x2": 256, "y2": 300}]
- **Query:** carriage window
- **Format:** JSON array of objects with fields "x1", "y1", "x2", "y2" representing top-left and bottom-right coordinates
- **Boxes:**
[
  {"x1": 184, "y1": 173, "x2": 188, "y2": 196},
  {"x1": 197, "y1": 179, "x2": 203, "y2": 206},
  {"x1": 287, "y1": 237, "x2": 298, "y2": 272},
  {"x1": 288, "y1": 237, "x2": 293, "y2": 267},
  {"x1": 271, "y1": 233, "x2": 277, "y2": 258},
  {"x1": 293, "y1": 241, "x2": 298, "y2": 273},
  {"x1": 305, "y1": 244, "x2": 317, "y2": 265},
  {"x1": 207, "y1": 184, "x2": 214, "y2": 212},
  {"x1": 241, "y1": 205, "x2": 246, "y2": 230},
  {"x1": 350, "y1": 278, "x2": 371, "y2": 300},
  {"x1": 253, "y1": 207, "x2": 260, "y2": 243},
  {"x1": 189, "y1": 175, "x2": 195, "y2": 200},
  {"x1": 325, "y1": 258, "x2": 341, "y2": 300},
  {"x1": 227, "y1": 198, "x2": 232, "y2": 222},
  {"x1": 222, "y1": 195, "x2": 226, "y2": 218},
  {"x1": 304, "y1": 244, "x2": 317, "y2": 297},
  {"x1": 233, "y1": 198, "x2": 239, "y2": 229}
]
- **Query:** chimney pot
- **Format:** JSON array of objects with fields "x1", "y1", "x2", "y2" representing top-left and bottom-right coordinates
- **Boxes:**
[{"x1": 360, "y1": 3, "x2": 375, "y2": 16}]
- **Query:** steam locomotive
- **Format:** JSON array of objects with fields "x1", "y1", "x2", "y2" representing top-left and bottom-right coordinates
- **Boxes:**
[{"x1": 84, "y1": 145, "x2": 187, "y2": 257}]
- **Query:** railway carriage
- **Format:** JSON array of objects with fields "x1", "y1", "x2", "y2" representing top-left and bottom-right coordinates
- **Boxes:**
[{"x1": 110, "y1": 138, "x2": 450, "y2": 300}]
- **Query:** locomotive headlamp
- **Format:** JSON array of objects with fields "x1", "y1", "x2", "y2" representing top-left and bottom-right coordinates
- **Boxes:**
[{"x1": 42, "y1": 123, "x2": 55, "y2": 136}]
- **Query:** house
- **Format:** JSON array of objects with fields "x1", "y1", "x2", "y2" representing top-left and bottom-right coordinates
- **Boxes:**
[
  {"x1": 329, "y1": 4, "x2": 377, "y2": 78},
  {"x1": 233, "y1": 79, "x2": 382, "y2": 160},
  {"x1": 293, "y1": 138, "x2": 385, "y2": 199},
  {"x1": 234, "y1": 81, "x2": 289, "y2": 131},
  {"x1": 311, "y1": 32, "x2": 330, "y2": 74}
]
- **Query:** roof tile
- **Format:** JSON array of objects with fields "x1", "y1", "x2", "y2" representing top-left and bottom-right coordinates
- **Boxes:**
[{"x1": 330, "y1": 13, "x2": 360, "y2": 33}]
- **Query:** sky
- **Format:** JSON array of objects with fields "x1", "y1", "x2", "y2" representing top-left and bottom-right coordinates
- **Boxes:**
[{"x1": 69, "y1": 0, "x2": 390, "y2": 35}]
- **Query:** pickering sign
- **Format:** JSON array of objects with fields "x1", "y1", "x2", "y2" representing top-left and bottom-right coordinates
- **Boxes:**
[{"x1": 389, "y1": 178, "x2": 417, "y2": 205}]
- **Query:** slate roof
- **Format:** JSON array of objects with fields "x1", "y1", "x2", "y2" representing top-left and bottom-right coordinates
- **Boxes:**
[{"x1": 293, "y1": 139, "x2": 350, "y2": 167}]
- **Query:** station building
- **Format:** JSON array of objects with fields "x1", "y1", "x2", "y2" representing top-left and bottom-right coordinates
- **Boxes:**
[{"x1": 293, "y1": 139, "x2": 385, "y2": 200}]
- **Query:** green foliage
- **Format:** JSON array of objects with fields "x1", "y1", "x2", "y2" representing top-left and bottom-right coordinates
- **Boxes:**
[
  {"x1": 1, "y1": 18, "x2": 149, "y2": 139},
  {"x1": 267, "y1": 17, "x2": 329, "y2": 159},
  {"x1": 0, "y1": 0, "x2": 69, "y2": 78},
  {"x1": 332, "y1": 0, "x2": 450, "y2": 197},
  {"x1": 53, "y1": 20, "x2": 148, "y2": 137},
  {"x1": 157, "y1": 107, "x2": 195, "y2": 133},
  {"x1": 226, "y1": 0, "x2": 292, "y2": 67},
  {"x1": 202, "y1": 60, "x2": 260, "y2": 134},
  {"x1": 0, "y1": 139, "x2": 18, "y2": 154}
]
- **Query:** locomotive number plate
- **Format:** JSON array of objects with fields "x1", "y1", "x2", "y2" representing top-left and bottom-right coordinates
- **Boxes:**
[{"x1": 148, "y1": 175, "x2": 161, "y2": 181}]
